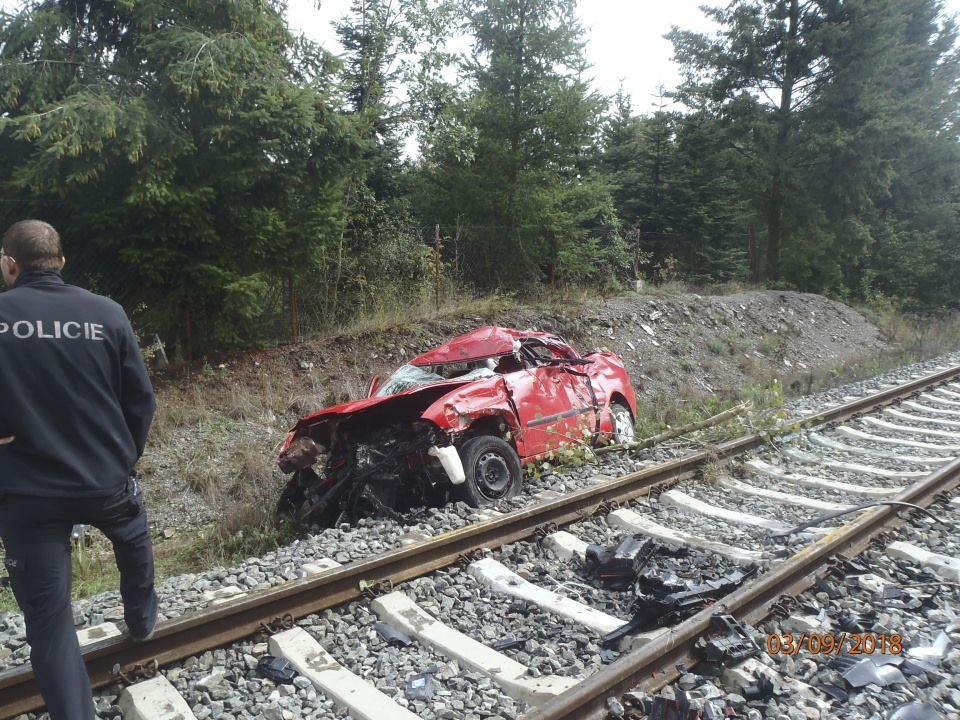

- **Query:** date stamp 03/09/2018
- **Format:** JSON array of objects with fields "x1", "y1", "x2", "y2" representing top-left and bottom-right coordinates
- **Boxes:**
[{"x1": 766, "y1": 633, "x2": 903, "y2": 656}]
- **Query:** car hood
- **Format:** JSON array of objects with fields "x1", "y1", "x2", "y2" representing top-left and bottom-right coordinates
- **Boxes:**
[{"x1": 287, "y1": 377, "x2": 477, "y2": 445}]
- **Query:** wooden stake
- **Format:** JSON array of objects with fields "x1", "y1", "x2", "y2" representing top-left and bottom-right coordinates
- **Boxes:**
[
  {"x1": 595, "y1": 403, "x2": 750, "y2": 455},
  {"x1": 289, "y1": 275, "x2": 299, "y2": 343},
  {"x1": 434, "y1": 224, "x2": 441, "y2": 310}
]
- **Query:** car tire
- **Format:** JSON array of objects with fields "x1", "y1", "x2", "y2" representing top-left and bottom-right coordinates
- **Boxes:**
[
  {"x1": 455, "y1": 436, "x2": 523, "y2": 507},
  {"x1": 275, "y1": 477, "x2": 305, "y2": 523},
  {"x1": 610, "y1": 402, "x2": 636, "y2": 444}
]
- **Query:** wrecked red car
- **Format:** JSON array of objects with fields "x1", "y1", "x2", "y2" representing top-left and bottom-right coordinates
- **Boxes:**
[{"x1": 276, "y1": 326, "x2": 637, "y2": 525}]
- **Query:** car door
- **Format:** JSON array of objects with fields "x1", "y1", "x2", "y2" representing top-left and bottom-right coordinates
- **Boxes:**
[
  {"x1": 504, "y1": 349, "x2": 581, "y2": 457},
  {"x1": 559, "y1": 365, "x2": 599, "y2": 443}
]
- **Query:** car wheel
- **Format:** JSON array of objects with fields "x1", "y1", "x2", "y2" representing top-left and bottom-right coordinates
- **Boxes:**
[
  {"x1": 610, "y1": 402, "x2": 636, "y2": 444},
  {"x1": 275, "y1": 477, "x2": 305, "y2": 522},
  {"x1": 455, "y1": 436, "x2": 523, "y2": 507}
]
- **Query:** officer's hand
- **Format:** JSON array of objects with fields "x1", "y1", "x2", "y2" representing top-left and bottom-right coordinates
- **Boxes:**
[{"x1": 0, "y1": 436, "x2": 14, "y2": 445}]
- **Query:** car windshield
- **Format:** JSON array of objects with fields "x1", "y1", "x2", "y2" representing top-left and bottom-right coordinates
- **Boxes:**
[{"x1": 375, "y1": 363, "x2": 495, "y2": 397}]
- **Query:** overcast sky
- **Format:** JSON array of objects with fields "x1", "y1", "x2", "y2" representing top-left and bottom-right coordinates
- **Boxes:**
[
  {"x1": 286, "y1": 0, "x2": 724, "y2": 115},
  {"x1": 1, "y1": 0, "x2": 958, "y2": 115},
  {"x1": 286, "y1": 0, "x2": 960, "y2": 115}
]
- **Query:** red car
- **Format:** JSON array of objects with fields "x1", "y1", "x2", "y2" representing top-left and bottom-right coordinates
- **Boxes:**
[{"x1": 276, "y1": 326, "x2": 637, "y2": 525}]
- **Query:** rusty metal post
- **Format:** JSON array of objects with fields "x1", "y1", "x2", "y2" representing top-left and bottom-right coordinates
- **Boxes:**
[{"x1": 434, "y1": 224, "x2": 441, "y2": 310}]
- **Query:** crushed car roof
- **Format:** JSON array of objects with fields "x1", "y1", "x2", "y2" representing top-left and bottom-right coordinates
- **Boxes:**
[{"x1": 409, "y1": 326, "x2": 563, "y2": 366}]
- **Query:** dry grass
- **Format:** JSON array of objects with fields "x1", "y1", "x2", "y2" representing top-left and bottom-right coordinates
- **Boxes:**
[{"x1": 330, "y1": 290, "x2": 518, "y2": 338}]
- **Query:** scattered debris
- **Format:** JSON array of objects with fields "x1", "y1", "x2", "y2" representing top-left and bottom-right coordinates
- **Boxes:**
[
  {"x1": 694, "y1": 615, "x2": 759, "y2": 676},
  {"x1": 374, "y1": 621, "x2": 413, "y2": 647},
  {"x1": 491, "y1": 634, "x2": 527, "y2": 651},
  {"x1": 256, "y1": 655, "x2": 298, "y2": 684},
  {"x1": 832, "y1": 654, "x2": 907, "y2": 688},
  {"x1": 887, "y1": 701, "x2": 943, "y2": 720},
  {"x1": 907, "y1": 631, "x2": 950, "y2": 664},
  {"x1": 584, "y1": 535, "x2": 658, "y2": 588},
  {"x1": 602, "y1": 558, "x2": 758, "y2": 645},
  {"x1": 742, "y1": 674, "x2": 775, "y2": 701},
  {"x1": 404, "y1": 666, "x2": 441, "y2": 701}
]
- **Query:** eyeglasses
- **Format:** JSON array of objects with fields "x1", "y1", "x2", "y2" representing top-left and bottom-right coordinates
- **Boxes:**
[{"x1": 0, "y1": 249, "x2": 13, "y2": 264}]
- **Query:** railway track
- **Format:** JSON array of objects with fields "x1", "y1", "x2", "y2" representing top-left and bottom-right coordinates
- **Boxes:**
[{"x1": 4, "y1": 364, "x2": 960, "y2": 719}]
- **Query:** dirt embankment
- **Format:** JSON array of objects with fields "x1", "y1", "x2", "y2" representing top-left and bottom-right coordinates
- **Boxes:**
[{"x1": 142, "y1": 290, "x2": 887, "y2": 536}]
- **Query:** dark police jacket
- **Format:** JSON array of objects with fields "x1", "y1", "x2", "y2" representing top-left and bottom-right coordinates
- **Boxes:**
[{"x1": 0, "y1": 270, "x2": 155, "y2": 497}]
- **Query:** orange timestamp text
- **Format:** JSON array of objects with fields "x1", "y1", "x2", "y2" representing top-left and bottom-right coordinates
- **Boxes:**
[{"x1": 766, "y1": 633, "x2": 902, "y2": 656}]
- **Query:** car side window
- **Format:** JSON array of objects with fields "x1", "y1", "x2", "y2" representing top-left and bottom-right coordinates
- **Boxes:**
[
  {"x1": 494, "y1": 354, "x2": 525, "y2": 374},
  {"x1": 521, "y1": 341, "x2": 561, "y2": 366}
]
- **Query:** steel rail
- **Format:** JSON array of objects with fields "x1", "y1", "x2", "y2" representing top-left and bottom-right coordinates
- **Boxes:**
[
  {"x1": 525, "y1": 456, "x2": 960, "y2": 720},
  {"x1": 0, "y1": 364, "x2": 958, "y2": 716}
]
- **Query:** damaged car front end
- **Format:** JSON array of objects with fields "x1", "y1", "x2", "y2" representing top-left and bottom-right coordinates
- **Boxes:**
[{"x1": 276, "y1": 326, "x2": 637, "y2": 526}]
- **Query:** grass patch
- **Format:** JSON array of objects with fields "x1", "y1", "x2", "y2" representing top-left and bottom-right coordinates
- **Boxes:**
[
  {"x1": 706, "y1": 338, "x2": 727, "y2": 355},
  {"x1": 756, "y1": 331, "x2": 788, "y2": 358}
]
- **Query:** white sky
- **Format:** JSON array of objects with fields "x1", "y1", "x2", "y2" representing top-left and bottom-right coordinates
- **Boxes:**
[
  {"x1": 1, "y1": 0, "x2": 958, "y2": 116},
  {"x1": 287, "y1": 0, "x2": 724, "y2": 115}
]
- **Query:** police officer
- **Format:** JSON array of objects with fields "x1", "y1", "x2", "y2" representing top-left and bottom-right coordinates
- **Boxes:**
[{"x1": 0, "y1": 220, "x2": 157, "y2": 719}]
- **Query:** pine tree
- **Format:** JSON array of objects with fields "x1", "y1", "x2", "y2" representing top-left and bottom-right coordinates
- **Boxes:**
[
  {"x1": 670, "y1": 0, "x2": 960, "y2": 297},
  {"x1": 416, "y1": 0, "x2": 620, "y2": 289},
  {"x1": 0, "y1": 0, "x2": 353, "y2": 352}
]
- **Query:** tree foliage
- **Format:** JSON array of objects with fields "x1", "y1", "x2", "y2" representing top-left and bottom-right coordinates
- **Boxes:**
[
  {"x1": 1, "y1": 0, "x2": 958, "y2": 359},
  {"x1": 0, "y1": 0, "x2": 352, "y2": 351},
  {"x1": 413, "y1": 0, "x2": 623, "y2": 289},
  {"x1": 668, "y1": 0, "x2": 960, "y2": 299}
]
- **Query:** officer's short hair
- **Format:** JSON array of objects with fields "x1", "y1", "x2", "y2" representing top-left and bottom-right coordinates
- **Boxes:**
[{"x1": 2, "y1": 220, "x2": 63, "y2": 271}]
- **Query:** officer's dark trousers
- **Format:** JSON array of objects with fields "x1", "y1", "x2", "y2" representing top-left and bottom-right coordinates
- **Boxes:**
[{"x1": 0, "y1": 478, "x2": 156, "y2": 720}]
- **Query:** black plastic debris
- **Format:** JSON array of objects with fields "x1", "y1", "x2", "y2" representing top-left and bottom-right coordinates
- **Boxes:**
[
  {"x1": 816, "y1": 683, "x2": 849, "y2": 702},
  {"x1": 405, "y1": 666, "x2": 441, "y2": 701},
  {"x1": 643, "y1": 691, "x2": 701, "y2": 720},
  {"x1": 743, "y1": 674, "x2": 774, "y2": 701},
  {"x1": 634, "y1": 567, "x2": 759, "y2": 628},
  {"x1": 374, "y1": 621, "x2": 413, "y2": 647},
  {"x1": 491, "y1": 634, "x2": 527, "y2": 651},
  {"x1": 835, "y1": 609, "x2": 878, "y2": 634},
  {"x1": 507, "y1": 601, "x2": 529, "y2": 615},
  {"x1": 584, "y1": 535, "x2": 660, "y2": 588},
  {"x1": 882, "y1": 585, "x2": 932, "y2": 611},
  {"x1": 814, "y1": 575, "x2": 843, "y2": 600},
  {"x1": 601, "y1": 566, "x2": 759, "y2": 646},
  {"x1": 598, "y1": 647, "x2": 619, "y2": 664},
  {"x1": 257, "y1": 655, "x2": 298, "y2": 684},
  {"x1": 887, "y1": 701, "x2": 943, "y2": 720},
  {"x1": 843, "y1": 558, "x2": 873, "y2": 575},
  {"x1": 695, "y1": 614, "x2": 759, "y2": 676}
]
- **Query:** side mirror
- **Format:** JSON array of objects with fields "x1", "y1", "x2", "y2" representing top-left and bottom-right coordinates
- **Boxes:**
[{"x1": 367, "y1": 375, "x2": 380, "y2": 397}]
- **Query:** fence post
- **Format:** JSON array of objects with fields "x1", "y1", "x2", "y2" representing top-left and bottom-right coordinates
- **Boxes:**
[
  {"x1": 748, "y1": 226, "x2": 759, "y2": 284},
  {"x1": 184, "y1": 306, "x2": 193, "y2": 363},
  {"x1": 288, "y1": 275, "x2": 299, "y2": 343},
  {"x1": 434, "y1": 224, "x2": 441, "y2": 310}
]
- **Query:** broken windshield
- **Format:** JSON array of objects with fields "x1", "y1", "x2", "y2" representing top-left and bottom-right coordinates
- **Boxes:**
[{"x1": 375, "y1": 363, "x2": 495, "y2": 397}]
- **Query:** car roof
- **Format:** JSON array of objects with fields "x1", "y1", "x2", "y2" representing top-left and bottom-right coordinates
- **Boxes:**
[{"x1": 409, "y1": 326, "x2": 565, "y2": 366}]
